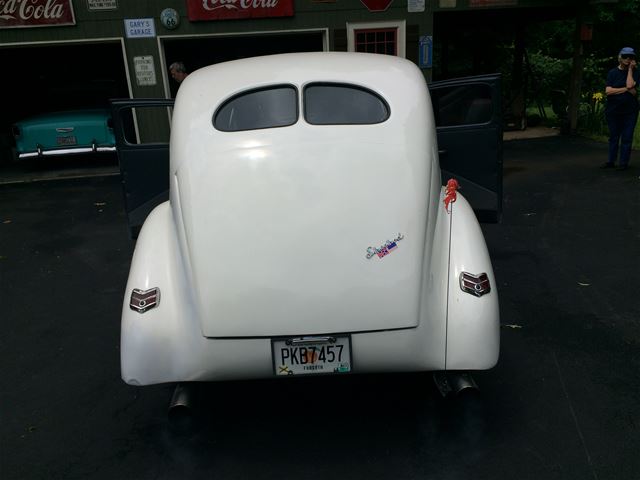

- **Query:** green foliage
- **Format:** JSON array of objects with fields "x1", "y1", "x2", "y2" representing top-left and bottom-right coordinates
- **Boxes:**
[
  {"x1": 591, "y1": 0, "x2": 640, "y2": 59},
  {"x1": 527, "y1": 52, "x2": 572, "y2": 102},
  {"x1": 526, "y1": 19, "x2": 574, "y2": 59},
  {"x1": 581, "y1": 54, "x2": 610, "y2": 95},
  {"x1": 524, "y1": 52, "x2": 607, "y2": 100},
  {"x1": 522, "y1": 2, "x2": 640, "y2": 138},
  {"x1": 594, "y1": 0, "x2": 640, "y2": 23},
  {"x1": 577, "y1": 92, "x2": 607, "y2": 136},
  {"x1": 576, "y1": 56, "x2": 610, "y2": 137}
]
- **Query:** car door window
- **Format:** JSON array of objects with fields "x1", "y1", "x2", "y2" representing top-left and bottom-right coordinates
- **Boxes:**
[
  {"x1": 431, "y1": 83, "x2": 493, "y2": 127},
  {"x1": 121, "y1": 105, "x2": 172, "y2": 145}
]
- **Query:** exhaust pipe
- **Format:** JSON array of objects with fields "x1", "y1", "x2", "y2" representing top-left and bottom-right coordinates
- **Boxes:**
[
  {"x1": 168, "y1": 383, "x2": 194, "y2": 429},
  {"x1": 433, "y1": 372, "x2": 479, "y2": 398}
]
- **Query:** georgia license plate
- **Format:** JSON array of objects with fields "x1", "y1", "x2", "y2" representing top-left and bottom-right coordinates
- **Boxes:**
[
  {"x1": 272, "y1": 336, "x2": 352, "y2": 376},
  {"x1": 56, "y1": 136, "x2": 77, "y2": 145}
]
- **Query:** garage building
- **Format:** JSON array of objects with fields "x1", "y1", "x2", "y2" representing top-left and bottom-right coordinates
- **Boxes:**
[{"x1": 0, "y1": 0, "x2": 576, "y2": 164}]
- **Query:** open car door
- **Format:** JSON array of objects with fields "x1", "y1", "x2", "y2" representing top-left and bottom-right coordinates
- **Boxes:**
[
  {"x1": 429, "y1": 74, "x2": 503, "y2": 223},
  {"x1": 110, "y1": 98, "x2": 173, "y2": 238},
  {"x1": 111, "y1": 77, "x2": 502, "y2": 236}
]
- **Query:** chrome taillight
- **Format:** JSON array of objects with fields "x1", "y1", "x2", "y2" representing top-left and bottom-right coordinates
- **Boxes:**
[
  {"x1": 459, "y1": 272, "x2": 491, "y2": 297},
  {"x1": 130, "y1": 288, "x2": 160, "y2": 313}
]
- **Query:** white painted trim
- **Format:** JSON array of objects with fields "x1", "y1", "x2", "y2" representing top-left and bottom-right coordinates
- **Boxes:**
[
  {"x1": 155, "y1": 27, "x2": 330, "y2": 42},
  {"x1": 346, "y1": 20, "x2": 406, "y2": 58},
  {"x1": 0, "y1": 37, "x2": 124, "y2": 47},
  {"x1": 118, "y1": 37, "x2": 134, "y2": 101}
]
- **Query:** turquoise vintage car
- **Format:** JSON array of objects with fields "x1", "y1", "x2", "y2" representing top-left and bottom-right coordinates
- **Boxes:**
[{"x1": 12, "y1": 109, "x2": 116, "y2": 160}]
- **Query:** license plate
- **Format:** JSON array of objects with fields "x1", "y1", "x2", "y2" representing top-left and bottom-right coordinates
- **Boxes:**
[
  {"x1": 56, "y1": 136, "x2": 77, "y2": 145},
  {"x1": 272, "y1": 336, "x2": 352, "y2": 376}
]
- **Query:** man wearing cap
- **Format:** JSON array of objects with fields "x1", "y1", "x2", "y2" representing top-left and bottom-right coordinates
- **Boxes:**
[{"x1": 602, "y1": 47, "x2": 639, "y2": 171}]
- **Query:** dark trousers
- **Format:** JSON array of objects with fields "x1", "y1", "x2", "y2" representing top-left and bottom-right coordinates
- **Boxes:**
[{"x1": 606, "y1": 110, "x2": 639, "y2": 166}]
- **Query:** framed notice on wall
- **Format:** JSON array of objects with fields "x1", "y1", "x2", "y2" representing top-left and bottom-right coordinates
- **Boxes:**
[
  {"x1": 134, "y1": 56, "x2": 157, "y2": 86},
  {"x1": 87, "y1": 0, "x2": 118, "y2": 11}
]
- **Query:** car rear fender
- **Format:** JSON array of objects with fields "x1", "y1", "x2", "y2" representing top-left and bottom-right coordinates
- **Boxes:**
[
  {"x1": 120, "y1": 202, "x2": 205, "y2": 385},
  {"x1": 445, "y1": 192, "x2": 500, "y2": 370}
]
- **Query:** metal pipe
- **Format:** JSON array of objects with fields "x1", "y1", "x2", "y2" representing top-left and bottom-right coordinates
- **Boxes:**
[
  {"x1": 433, "y1": 371, "x2": 479, "y2": 398},
  {"x1": 448, "y1": 372, "x2": 479, "y2": 395},
  {"x1": 168, "y1": 383, "x2": 194, "y2": 428}
]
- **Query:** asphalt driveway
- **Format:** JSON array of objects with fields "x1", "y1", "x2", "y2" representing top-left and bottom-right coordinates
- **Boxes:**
[{"x1": 0, "y1": 135, "x2": 638, "y2": 480}]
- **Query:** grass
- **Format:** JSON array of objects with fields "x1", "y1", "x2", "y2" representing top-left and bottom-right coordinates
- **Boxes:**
[{"x1": 525, "y1": 105, "x2": 640, "y2": 146}]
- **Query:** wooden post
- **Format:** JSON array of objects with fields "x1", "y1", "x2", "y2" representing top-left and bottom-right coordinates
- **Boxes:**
[
  {"x1": 567, "y1": 11, "x2": 584, "y2": 135},
  {"x1": 511, "y1": 24, "x2": 526, "y2": 130}
]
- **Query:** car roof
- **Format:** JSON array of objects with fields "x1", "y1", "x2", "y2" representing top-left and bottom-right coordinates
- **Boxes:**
[{"x1": 175, "y1": 52, "x2": 426, "y2": 111}]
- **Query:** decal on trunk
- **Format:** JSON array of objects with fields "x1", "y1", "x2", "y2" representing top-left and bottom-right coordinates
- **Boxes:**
[{"x1": 366, "y1": 233, "x2": 404, "y2": 259}]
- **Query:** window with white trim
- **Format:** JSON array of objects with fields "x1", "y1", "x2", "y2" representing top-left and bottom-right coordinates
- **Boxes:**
[
  {"x1": 355, "y1": 28, "x2": 397, "y2": 55},
  {"x1": 347, "y1": 21, "x2": 406, "y2": 58}
]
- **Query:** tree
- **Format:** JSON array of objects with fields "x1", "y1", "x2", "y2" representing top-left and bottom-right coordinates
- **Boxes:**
[{"x1": 523, "y1": 0, "x2": 640, "y2": 133}]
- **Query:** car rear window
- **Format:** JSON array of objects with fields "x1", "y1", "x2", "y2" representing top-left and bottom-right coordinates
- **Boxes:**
[
  {"x1": 214, "y1": 85, "x2": 298, "y2": 132},
  {"x1": 303, "y1": 83, "x2": 389, "y2": 125}
]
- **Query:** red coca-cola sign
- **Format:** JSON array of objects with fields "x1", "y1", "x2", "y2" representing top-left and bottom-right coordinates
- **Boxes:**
[
  {"x1": 0, "y1": 0, "x2": 76, "y2": 28},
  {"x1": 187, "y1": 0, "x2": 294, "y2": 21}
]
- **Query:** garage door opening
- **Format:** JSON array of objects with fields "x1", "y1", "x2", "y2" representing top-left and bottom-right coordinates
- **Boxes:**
[
  {"x1": 0, "y1": 41, "x2": 129, "y2": 172},
  {"x1": 162, "y1": 31, "x2": 325, "y2": 98}
]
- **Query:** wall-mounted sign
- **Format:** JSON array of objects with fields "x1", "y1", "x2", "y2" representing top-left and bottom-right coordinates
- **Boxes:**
[
  {"x1": 186, "y1": 0, "x2": 294, "y2": 21},
  {"x1": 408, "y1": 0, "x2": 424, "y2": 12},
  {"x1": 469, "y1": 0, "x2": 517, "y2": 6},
  {"x1": 124, "y1": 18, "x2": 156, "y2": 38},
  {"x1": 0, "y1": 0, "x2": 76, "y2": 29},
  {"x1": 160, "y1": 8, "x2": 179, "y2": 29},
  {"x1": 87, "y1": 0, "x2": 117, "y2": 11},
  {"x1": 419, "y1": 35, "x2": 432, "y2": 69},
  {"x1": 134, "y1": 56, "x2": 157, "y2": 86}
]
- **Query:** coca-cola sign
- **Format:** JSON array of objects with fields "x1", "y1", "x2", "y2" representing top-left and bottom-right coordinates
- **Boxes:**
[
  {"x1": 0, "y1": 0, "x2": 75, "y2": 28},
  {"x1": 187, "y1": 0, "x2": 294, "y2": 21}
]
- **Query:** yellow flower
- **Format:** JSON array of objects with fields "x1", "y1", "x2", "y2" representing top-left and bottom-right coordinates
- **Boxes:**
[{"x1": 592, "y1": 92, "x2": 604, "y2": 103}]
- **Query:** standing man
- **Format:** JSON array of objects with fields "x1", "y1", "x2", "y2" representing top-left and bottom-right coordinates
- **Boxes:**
[
  {"x1": 602, "y1": 47, "x2": 639, "y2": 171},
  {"x1": 169, "y1": 61, "x2": 189, "y2": 84}
]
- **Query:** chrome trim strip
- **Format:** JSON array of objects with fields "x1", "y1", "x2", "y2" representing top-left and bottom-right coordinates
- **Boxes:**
[
  {"x1": 206, "y1": 325, "x2": 417, "y2": 340},
  {"x1": 18, "y1": 146, "x2": 116, "y2": 159},
  {"x1": 287, "y1": 336, "x2": 336, "y2": 346}
]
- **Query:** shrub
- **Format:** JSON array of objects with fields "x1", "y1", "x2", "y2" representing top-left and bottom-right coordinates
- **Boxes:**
[{"x1": 578, "y1": 91, "x2": 607, "y2": 136}]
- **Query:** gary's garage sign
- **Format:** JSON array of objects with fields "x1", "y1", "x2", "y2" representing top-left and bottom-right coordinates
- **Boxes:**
[{"x1": 0, "y1": 0, "x2": 76, "y2": 28}]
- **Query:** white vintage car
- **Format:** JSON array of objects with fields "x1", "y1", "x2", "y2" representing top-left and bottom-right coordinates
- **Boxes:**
[{"x1": 117, "y1": 52, "x2": 500, "y2": 398}]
